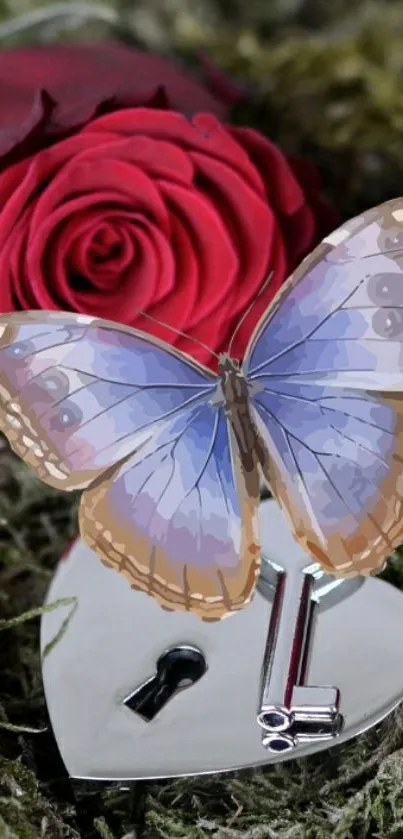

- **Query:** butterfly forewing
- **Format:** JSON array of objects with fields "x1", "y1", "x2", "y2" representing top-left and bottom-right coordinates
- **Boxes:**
[
  {"x1": 245, "y1": 197, "x2": 403, "y2": 389},
  {"x1": 0, "y1": 311, "x2": 216, "y2": 489},
  {"x1": 246, "y1": 198, "x2": 403, "y2": 576}
]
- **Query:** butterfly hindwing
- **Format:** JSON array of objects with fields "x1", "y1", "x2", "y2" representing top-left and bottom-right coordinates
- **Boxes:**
[
  {"x1": 0, "y1": 311, "x2": 216, "y2": 490},
  {"x1": 80, "y1": 400, "x2": 261, "y2": 619},
  {"x1": 251, "y1": 382, "x2": 403, "y2": 575}
]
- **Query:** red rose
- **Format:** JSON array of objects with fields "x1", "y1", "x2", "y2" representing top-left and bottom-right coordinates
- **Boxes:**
[{"x1": 0, "y1": 43, "x2": 337, "y2": 368}]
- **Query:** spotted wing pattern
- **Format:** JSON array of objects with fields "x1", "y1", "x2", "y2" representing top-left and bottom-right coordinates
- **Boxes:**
[
  {"x1": 0, "y1": 311, "x2": 216, "y2": 489},
  {"x1": 246, "y1": 198, "x2": 403, "y2": 389}
]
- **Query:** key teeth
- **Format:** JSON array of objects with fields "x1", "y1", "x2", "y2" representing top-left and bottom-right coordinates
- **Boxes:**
[
  {"x1": 291, "y1": 685, "x2": 341, "y2": 725},
  {"x1": 261, "y1": 713, "x2": 344, "y2": 753}
]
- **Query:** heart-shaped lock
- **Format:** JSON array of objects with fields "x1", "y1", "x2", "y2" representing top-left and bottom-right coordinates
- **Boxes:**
[{"x1": 40, "y1": 498, "x2": 403, "y2": 781}]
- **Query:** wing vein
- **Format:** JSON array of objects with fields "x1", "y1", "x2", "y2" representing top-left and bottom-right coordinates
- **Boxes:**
[
  {"x1": 60, "y1": 364, "x2": 216, "y2": 391},
  {"x1": 249, "y1": 281, "x2": 365, "y2": 376},
  {"x1": 254, "y1": 399, "x2": 326, "y2": 539},
  {"x1": 159, "y1": 410, "x2": 221, "y2": 545},
  {"x1": 214, "y1": 448, "x2": 231, "y2": 515},
  {"x1": 70, "y1": 390, "x2": 212, "y2": 463},
  {"x1": 256, "y1": 398, "x2": 394, "y2": 549},
  {"x1": 257, "y1": 386, "x2": 396, "y2": 436}
]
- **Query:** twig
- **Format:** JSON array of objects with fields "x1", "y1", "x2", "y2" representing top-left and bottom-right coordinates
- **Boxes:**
[{"x1": 0, "y1": 597, "x2": 77, "y2": 632}]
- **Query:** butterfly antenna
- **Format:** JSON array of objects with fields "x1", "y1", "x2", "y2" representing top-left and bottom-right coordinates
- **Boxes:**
[
  {"x1": 134, "y1": 308, "x2": 221, "y2": 361},
  {"x1": 226, "y1": 270, "x2": 274, "y2": 356}
]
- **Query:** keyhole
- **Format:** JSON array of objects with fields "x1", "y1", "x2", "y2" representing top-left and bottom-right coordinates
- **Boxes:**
[{"x1": 124, "y1": 645, "x2": 206, "y2": 721}]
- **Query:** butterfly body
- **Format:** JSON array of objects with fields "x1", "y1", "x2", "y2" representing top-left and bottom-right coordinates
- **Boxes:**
[
  {"x1": 2, "y1": 199, "x2": 403, "y2": 619},
  {"x1": 217, "y1": 353, "x2": 266, "y2": 485}
]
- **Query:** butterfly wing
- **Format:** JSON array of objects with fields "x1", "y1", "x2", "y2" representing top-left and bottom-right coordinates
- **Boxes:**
[
  {"x1": 0, "y1": 311, "x2": 216, "y2": 489},
  {"x1": 245, "y1": 197, "x2": 403, "y2": 390},
  {"x1": 80, "y1": 400, "x2": 261, "y2": 619},
  {"x1": 251, "y1": 382, "x2": 403, "y2": 575},
  {"x1": 244, "y1": 198, "x2": 403, "y2": 575}
]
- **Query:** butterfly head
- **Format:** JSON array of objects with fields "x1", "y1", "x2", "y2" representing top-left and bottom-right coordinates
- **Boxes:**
[{"x1": 218, "y1": 353, "x2": 241, "y2": 376}]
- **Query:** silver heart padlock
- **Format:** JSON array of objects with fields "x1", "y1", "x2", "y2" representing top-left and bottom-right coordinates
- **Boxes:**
[{"x1": 40, "y1": 498, "x2": 403, "y2": 781}]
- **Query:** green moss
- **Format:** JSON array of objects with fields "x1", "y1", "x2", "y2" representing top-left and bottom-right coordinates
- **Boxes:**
[{"x1": 168, "y1": 2, "x2": 403, "y2": 218}]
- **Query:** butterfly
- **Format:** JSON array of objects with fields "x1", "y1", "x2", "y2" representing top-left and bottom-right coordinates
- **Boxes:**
[{"x1": 1, "y1": 197, "x2": 403, "y2": 620}]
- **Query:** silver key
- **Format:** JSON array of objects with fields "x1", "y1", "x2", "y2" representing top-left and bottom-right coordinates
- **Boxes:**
[{"x1": 257, "y1": 551, "x2": 343, "y2": 751}]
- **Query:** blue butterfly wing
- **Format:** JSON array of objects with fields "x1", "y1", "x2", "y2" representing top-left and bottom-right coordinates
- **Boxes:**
[
  {"x1": 0, "y1": 311, "x2": 216, "y2": 489},
  {"x1": 245, "y1": 198, "x2": 403, "y2": 574},
  {"x1": 245, "y1": 198, "x2": 403, "y2": 389},
  {"x1": 251, "y1": 381, "x2": 403, "y2": 575},
  {"x1": 80, "y1": 400, "x2": 261, "y2": 619}
]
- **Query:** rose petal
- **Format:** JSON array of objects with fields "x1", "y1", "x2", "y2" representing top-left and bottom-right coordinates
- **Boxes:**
[
  {"x1": 54, "y1": 133, "x2": 196, "y2": 186},
  {"x1": 28, "y1": 203, "x2": 175, "y2": 313},
  {"x1": 0, "y1": 205, "x2": 35, "y2": 307},
  {"x1": 72, "y1": 221, "x2": 169, "y2": 319},
  {"x1": 160, "y1": 180, "x2": 238, "y2": 327},
  {"x1": 190, "y1": 151, "x2": 272, "y2": 316},
  {"x1": 0, "y1": 89, "x2": 55, "y2": 170},
  {"x1": 86, "y1": 109, "x2": 266, "y2": 197},
  {"x1": 223, "y1": 223, "x2": 288, "y2": 362},
  {"x1": 0, "y1": 132, "x2": 118, "y2": 249},
  {"x1": 0, "y1": 43, "x2": 230, "y2": 126},
  {"x1": 74, "y1": 222, "x2": 135, "y2": 287},
  {"x1": 230, "y1": 126, "x2": 305, "y2": 216},
  {"x1": 30, "y1": 158, "x2": 170, "y2": 235},
  {"x1": 144, "y1": 213, "x2": 200, "y2": 338},
  {"x1": 287, "y1": 155, "x2": 339, "y2": 239},
  {"x1": 62, "y1": 216, "x2": 137, "y2": 290}
]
